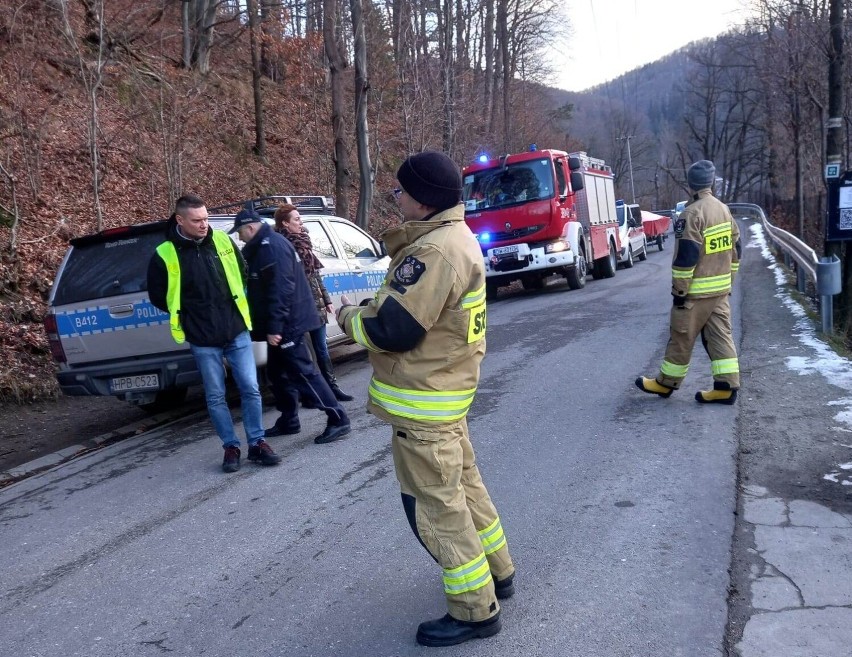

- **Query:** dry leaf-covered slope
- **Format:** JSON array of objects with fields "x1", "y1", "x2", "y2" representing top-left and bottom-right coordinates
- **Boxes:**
[{"x1": 0, "y1": 4, "x2": 403, "y2": 403}]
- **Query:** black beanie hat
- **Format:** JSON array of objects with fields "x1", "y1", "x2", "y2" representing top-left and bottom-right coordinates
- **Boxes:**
[{"x1": 396, "y1": 151, "x2": 462, "y2": 211}]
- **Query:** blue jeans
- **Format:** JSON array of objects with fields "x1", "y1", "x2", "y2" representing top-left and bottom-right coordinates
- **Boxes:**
[
  {"x1": 310, "y1": 323, "x2": 330, "y2": 363},
  {"x1": 189, "y1": 331, "x2": 265, "y2": 448}
]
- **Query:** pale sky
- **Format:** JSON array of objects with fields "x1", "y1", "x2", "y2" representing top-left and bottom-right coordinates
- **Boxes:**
[{"x1": 556, "y1": 0, "x2": 749, "y2": 92}]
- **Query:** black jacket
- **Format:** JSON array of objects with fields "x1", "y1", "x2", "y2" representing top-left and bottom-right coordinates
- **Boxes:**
[
  {"x1": 146, "y1": 218, "x2": 248, "y2": 347},
  {"x1": 241, "y1": 223, "x2": 321, "y2": 341}
]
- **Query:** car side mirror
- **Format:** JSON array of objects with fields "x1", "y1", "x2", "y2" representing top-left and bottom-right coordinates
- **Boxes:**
[{"x1": 378, "y1": 240, "x2": 388, "y2": 257}]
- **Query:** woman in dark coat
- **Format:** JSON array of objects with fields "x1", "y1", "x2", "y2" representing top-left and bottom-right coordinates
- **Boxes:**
[{"x1": 274, "y1": 204, "x2": 353, "y2": 402}]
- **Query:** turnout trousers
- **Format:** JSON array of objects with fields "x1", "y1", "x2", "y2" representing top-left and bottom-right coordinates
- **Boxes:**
[
  {"x1": 657, "y1": 294, "x2": 740, "y2": 390},
  {"x1": 391, "y1": 417, "x2": 514, "y2": 622}
]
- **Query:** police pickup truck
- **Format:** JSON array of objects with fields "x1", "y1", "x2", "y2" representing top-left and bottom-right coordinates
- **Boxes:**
[{"x1": 43, "y1": 196, "x2": 390, "y2": 411}]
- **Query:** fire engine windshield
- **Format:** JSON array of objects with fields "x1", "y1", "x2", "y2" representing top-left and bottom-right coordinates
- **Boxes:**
[{"x1": 463, "y1": 158, "x2": 554, "y2": 211}]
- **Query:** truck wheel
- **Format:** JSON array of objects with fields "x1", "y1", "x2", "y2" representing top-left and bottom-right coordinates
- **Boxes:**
[
  {"x1": 139, "y1": 387, "x2": 188, "y2": 414},
  {"x1": 599, "y1": 241, "x2": 617, "y2": 279},
  {"x1": 623, "y1": 245, "x2": 634, "y2": 269},
  {"x1": 657, "y1": 235, "x2": 665, "y2": 251},
  {"x1": 638, "y1": 242, "x2": 647, "y2": 261},
  {"x1": 566, "y1": 254, "x2": 587, "y2": 290},
  {"x1": 521, "y1": 275, "x2": 545, "y2": 290}
]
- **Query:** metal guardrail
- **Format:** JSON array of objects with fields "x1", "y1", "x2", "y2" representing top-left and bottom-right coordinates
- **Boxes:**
[{"x1": 727, "y1": 202, "x2": 840, "y2": 333}]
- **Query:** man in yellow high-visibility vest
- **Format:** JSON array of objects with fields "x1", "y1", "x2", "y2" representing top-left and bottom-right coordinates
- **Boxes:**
[{"x1": 147, "y1": 195, "x2": 281, "y2": 472}]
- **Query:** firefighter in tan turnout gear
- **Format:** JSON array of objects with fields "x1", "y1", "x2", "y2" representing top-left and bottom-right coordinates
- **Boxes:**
[
  {"x1": 636, "y1": 159, "x2": 742, "y2": 404},
  {"x1": 337, "y1": 152, "x2": 514, "y2": 647}
]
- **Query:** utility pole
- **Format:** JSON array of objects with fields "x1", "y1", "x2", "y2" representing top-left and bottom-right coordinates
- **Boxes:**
[
  {"x1": 826, "y1": 0, "x2": 846, "y2": 329},
  {"x1": 616, "y1": 135, "x2": 636, "y2": 204}
]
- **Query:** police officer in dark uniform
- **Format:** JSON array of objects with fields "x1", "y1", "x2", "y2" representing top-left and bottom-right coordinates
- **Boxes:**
[{"x1": 232, "y1": 210, "x2": 351, "y2": 444}]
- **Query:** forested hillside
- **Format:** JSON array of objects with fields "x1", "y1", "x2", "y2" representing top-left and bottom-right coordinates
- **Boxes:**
[{"x1": 2, "y1": 0, "x2": 851, "y2": 404}]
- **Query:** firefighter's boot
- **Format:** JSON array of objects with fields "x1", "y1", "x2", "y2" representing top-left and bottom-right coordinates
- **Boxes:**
[
  {"x1": 415, "y1": 612, "x2": 502, "y2": 647},
  {"x1": 695, "y1": 381, "x2": 738, "y2": 405},
  {"x1": 635, "y1": 377, "x2": 674, "y2": 398}
]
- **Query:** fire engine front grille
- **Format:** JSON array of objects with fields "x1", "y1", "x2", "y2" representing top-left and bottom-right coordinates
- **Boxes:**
[
  {"x1": 492, "y1": 255, "x2": 532, "y2": 272},
  {"x1": 482, "y1": 224, "x2": 545, "y2": 244}
]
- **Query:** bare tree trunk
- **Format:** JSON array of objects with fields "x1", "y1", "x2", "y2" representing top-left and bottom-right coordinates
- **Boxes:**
[
  {"x1": 826, "y1": 0, "x2": 844, "y2": 167},
  {"x1": 323, "y1": 0, "x2": 349, "y2": 218},
  {"x1": 484, "y1": 0, "x2": 495, "y2": 134},
  {"x1": 437, "y1": 0, "x2": 455, "y2": 153},
  {"x1": 56, "y1": 0, "x2": 107, "y2": 230},
  {"x1": 497, "y1": 0, "x2": 510, "y2": 151},
  {"x1": 182, "y1": 0, "x2": 192, "y2": 68},
  {"x1": 0, "y1": 161, "x2": 20, "y2": 255},
  {"x1": 246, "y1": 0, "x2": 266, "y2": 159},
  {"x1": 350, "y1": 0, "x2": 373, "y2": 229},
  {"x1": 191, "y1": 0, "x2": 217, "y2": 75},
  {"x1": 260, "y1": 1, "x2": 286, "y2": 80}
]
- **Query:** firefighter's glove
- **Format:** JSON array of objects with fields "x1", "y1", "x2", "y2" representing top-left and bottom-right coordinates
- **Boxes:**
[{"x1": 673, "y1": 295, "x2": 686, "y2": 308}]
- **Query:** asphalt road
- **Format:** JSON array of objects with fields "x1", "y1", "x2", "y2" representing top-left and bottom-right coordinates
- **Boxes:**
[{"x1": 1, "y1": 237, "x2": 740, "y2": 656}]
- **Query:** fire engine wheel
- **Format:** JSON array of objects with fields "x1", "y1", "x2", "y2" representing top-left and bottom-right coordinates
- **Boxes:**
[
  {"x1": 638, "y1": 242, "x2": 648, "y2": 261},
  {"x1": 599, "y1": 241, "x2": 617, "y2": 279},
  {"x1": 657, "y1": 235, "x2": 665, "y2": 251},
  {"x1": 566, "y1": 255, "x2": 587, "y2": 290},
  {"x1": 486, "y1": 281, "x2": 499, "y2": 300},
  {"x1": 521, "y1": 275, "x2": 545, "y2": 291}
]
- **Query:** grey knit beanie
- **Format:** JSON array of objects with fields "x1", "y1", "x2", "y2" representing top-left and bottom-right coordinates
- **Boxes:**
[
  {"x1": 396, "y1": 152, "x2": 462, "y2": 211},
  {"x1": 687, "y1": 160, "x2": 716, "y2": 191}
]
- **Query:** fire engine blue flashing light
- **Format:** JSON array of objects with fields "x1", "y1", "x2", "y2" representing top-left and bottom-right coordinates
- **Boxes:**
[
  {"x1": 478, "y1": 154, "x2": 489, "y2": 163},
  {"x1": 529, "y1": 144, "x2": 537, "y2": 152},
  {"x1": 479, "y1": 232, "x2": 491, "y2": 243},
  {"x1": 615, "y1": 199, "x2": 625, "y2": 206}
]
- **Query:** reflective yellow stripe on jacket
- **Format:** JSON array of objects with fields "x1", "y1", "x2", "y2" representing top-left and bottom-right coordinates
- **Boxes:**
[
  {"x1": 461, "y1": 285, "x2": 486, "y2": 309},
  {"x1": 688, "y1": 273, "x2": 732, "y2": 295},
  {"x1": 350, "y1": 312, "x2": 383, "y2": 352},
  {"x1": 368, "y1": 378, "x2": 476, "y2": 422}
]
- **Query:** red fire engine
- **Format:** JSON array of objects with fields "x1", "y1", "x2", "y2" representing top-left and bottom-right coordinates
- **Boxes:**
[{"x1": 462, "y1": 148, "x2": 621, "y2": 297}]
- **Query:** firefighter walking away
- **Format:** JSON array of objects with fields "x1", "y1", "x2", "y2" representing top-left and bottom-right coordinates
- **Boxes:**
[{"x1": 636, "y1": 159, "x2": 741, "y2": 404}]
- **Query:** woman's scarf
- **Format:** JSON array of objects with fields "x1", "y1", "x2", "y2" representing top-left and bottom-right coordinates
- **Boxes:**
[{"x1": 285, "y1": 227, "x2": 324, "y2": 276}]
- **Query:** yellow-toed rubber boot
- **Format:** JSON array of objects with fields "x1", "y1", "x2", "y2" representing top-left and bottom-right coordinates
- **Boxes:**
[
  {"x1": 695, "y1": 383, "x2": 738, "y2": 405},
  {"x1": 635, "y1": 377, "x2": 674, "y2": 398}
]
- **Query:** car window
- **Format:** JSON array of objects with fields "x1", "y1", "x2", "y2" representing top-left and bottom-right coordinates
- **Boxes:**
[
  {"x1": 303, "y1": 219, "x2": 338, "y2": 258},
  {"x1": 53, "y1": 232, "x2": 163, "y2": 306},
  {"x1": 330, "y1": 220, "x2": 378, "y2": 258}
]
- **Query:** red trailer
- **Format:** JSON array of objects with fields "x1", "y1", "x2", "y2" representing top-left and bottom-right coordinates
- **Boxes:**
[{"x1": 641, "y1": 211, "x2": 671, "y2": 251}]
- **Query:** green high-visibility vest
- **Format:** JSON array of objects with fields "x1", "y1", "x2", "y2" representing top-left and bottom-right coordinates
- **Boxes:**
[{"x1": 155, "y1": 230, "x2": 251, "y2": 344}]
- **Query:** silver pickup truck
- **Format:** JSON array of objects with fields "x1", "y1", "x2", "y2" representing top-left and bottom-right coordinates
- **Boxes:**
[{"x1": 43, "y1": 196, "x2": 389, "y2": 411}]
